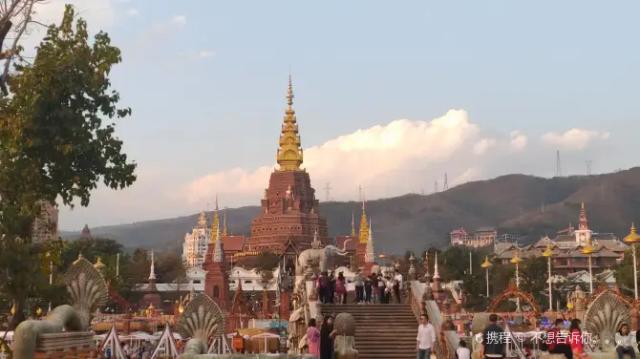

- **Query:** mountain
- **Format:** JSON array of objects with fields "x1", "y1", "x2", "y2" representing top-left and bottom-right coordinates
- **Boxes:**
[{"x1": 63, "y1": 167, "x2": 640, "y2": 255}]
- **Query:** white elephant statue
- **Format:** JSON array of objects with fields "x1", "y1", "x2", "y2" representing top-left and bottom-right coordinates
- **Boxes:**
[{"x1": 296, "y1": 245, "x2": 347, "y2": 276}]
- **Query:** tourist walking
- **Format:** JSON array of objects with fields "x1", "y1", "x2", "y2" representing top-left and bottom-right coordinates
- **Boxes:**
[
  {"x1": 376, "y1": 274, "x2": 384, "y2": 303},
  {"x1": 456, "y1": 340, "x2": 471, "y2": 359},
  {"x1": 317, "y1": 272, "x2": 329, "y2": 304},
  {"x1": 306, "y1": 318, "x2": 320, "y2": 357},
  {"x1": 547, "y1": 318, "x2": 572, "y2": 359},
  {"x1": 320, "y1": 315, "x2": 335, "y2": 359},
  {"x1": 416, "y1": 314, "x2": 436, "y2": 359},
  {"x1": 615, "y1": 323, "x2": 636, "y2": 359},
  {"x1": 569, "y1": 319, "x2": 587, "y2": 359},
  {"x1": 393, "y1": 278, "x2": 401, "y2": 303},
  {"x1": 481, "y1": 313, "x2": 506, "y2": 359},
  {"x1": 336, "y1": 272, "x2": 347, "y2": 304},
  {"x1": 328, "y1": 271, "x2": 336, "y2": 303},
  {"x1": 354, "y1": 271, "x2": 364, "y2": 303},
  {"x1": 364, "y1": 275, "x2": 373, "y2": 303}
]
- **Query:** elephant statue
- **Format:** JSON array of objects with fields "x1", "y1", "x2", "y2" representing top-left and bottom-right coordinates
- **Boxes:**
[{"x1": 296, "y1": 245, "x2": 348, "y2": 276}]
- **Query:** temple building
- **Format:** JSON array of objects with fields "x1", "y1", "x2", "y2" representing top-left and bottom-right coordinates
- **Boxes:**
[
  {"x1": 450, "y1": 227, "x2": 497, "y2": 248},
  {"x1": 182, "y1": 211, "x2": 210, "y2": 268},
  {"x1": 494, "y1": 203, "x2": 627, "y2": 275}
]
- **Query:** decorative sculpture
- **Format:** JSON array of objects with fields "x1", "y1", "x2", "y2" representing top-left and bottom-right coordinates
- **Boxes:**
[
  {"x1": 583, "y1": 289, "x2": 632, "y2": 351},
  {"x1": 177, "y1": 294, "x2": 229, "y2": 357},
  {"x1": 333, "y1": 313, "x2": 358, "y2": 359},
  {"x1": 12, "y1": 255, "x2": 108, "y2": 359},
  {"x1": 295, "y1": 245, "x2": 347, "y2": 276}
]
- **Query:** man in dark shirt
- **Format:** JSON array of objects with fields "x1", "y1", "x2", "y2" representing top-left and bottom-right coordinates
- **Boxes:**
[{"x1": 482, "y1": 314, "x2": 506, "y2": 359}]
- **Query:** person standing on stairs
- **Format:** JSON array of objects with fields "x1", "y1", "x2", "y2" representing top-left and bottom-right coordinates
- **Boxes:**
[
  {"x1": 306, "y1": 318, "x2": 320, "y2": 358},
  {"x1": 364, "y1": 275, "x2": 373, "y2": 303},
  {"x1": 320, "y1": 315, "x2": 335, "y2": 359},
  {"x1": 336, "y1": 272, "x2": 347, "y2": 304},
  {"x1": 416, "y1": 314, "x2": 436, "y2": 359},
  {"x1": 354, "y1": 270, "x2": 364, "y2": 303}
]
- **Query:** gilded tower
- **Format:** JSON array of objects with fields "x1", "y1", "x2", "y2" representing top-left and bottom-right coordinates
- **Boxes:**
[{"x1": 249, "y1": 77, "x2": 328, "y2": 254}]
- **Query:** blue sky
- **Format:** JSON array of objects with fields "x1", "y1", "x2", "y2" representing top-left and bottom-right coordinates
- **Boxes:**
[{"x1": 30, "y1": 1, "x2": 639, "y2": 230}]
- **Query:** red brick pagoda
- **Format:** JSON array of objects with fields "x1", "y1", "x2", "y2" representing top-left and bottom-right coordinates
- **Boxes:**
[{"x1": 248, "y1": 77, "x2": 328, "y2": 258}]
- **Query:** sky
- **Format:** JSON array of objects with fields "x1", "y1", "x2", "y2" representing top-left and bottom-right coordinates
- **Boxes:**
[{"x1": 24, "y1": 0, "x2": 640, "y2": 230}]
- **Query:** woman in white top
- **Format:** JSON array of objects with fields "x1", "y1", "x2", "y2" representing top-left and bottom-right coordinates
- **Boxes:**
[
  {"x1": 456, "y1": 340, "x2": 471, "y2": 359},
  {"x1": 615, "y1": 323, "x2": 636, "y2": 359}
]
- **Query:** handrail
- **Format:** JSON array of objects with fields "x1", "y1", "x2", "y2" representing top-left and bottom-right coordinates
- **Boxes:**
[{"x1": 409, "y1": 281, "x2": 460, "y2": 359}]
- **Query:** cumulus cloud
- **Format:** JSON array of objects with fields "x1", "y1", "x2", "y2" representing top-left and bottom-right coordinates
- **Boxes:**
[
  {"x1": 509, "y1": 130, "x2": 528, "y2": 151},
  {"x1": 473, "y1": 138, "x2": 496, "y2": 155},
  {"x1": 542, "y1": 128, "x2": 610, "y2": 150},
  {"x1": 183, "y1": 109, "x2": 507, "y2": 204}
]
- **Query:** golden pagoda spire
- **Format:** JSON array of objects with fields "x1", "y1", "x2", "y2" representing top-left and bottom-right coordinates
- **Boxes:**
[
  {"x1": 358, "y1": 200, "x2": 369, "y2": 244},
  {"x1": 209, "y1": 196, "x2": 220, "y2": 244},
  {"x1": 276, "y1": 75, "x2": 303, "y2": 171},
  {"x1": 222, "y1": 208, "x2": 228, "y2": 236}
]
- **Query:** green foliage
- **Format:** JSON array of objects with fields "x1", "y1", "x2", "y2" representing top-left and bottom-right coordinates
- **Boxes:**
[
  {"x1": 615, "y1": 247, "x2": 635, "y2": 296},
  {"x1": 0, "y1": 5, "x2": 135, "y2": 327},
  {"x1": 520, "y1": 257, "x2": 549, "y2": 306}
]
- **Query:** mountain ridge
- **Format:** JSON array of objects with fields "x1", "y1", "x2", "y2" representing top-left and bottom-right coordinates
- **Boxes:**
[{"x1": 62, "y1": 167, "x2": 640, "y2": 254}]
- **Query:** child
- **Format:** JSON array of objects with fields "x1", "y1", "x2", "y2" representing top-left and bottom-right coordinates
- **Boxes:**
[{"x1": 456, "y1": 340, "x2": 471, "y2": 359}]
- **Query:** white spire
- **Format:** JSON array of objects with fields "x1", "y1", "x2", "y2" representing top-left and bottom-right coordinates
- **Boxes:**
[
  {"x1": 311, "y1": 229, "x2": 321, "y2": 249},
  {"x1": 365, "y1": 221, "x2": 375, "y2": 264},
  {"x1": 148, "y1": 250, "x2": 156, "y2": 281},
  {"x1": 433, "y1": 251, "x2": 440, "y2": 280}
]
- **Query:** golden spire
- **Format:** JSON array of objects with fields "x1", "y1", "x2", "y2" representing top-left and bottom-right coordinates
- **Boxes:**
[
  {"x1": 209, "y1": 196, "x2": 220, "y2": 244},
  {"x1": 222, "y1": 208, "x2": 228, "y2": 236},
  {"x1": 276, "y1": 75, "x2": 303, "y2": 171},
  {"x1": 351, "y1": 210, "x2": 356, "y2": 237},
  {"x1": 624, "y1": 223, "x2": 640, "y2": 244},
  {"x1": 358, "y1": 200, "x2": 369, "y2": 244}
]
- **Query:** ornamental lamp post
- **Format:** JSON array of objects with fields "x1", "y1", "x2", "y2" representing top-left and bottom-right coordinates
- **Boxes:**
[
  {"x1": 542, "y1": 244, "x2": 554, "y2": 311},
  {"x1": 582, "y1": 243, "x2": 595, "y2": 294},
  {"x1": 510, "y1": 252, "x2": 522, "y2": 311},
  {"x1": 481, "y1": 256, "x2": 492, "y2": 297},
  {"x1": 623, "y1": 223, "x2": 640, "y2": 300}
]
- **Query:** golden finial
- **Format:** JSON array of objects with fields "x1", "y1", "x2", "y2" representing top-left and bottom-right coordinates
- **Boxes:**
[
  {"x1": 624, "y1": 223, "x2": 640, "y2": 244},
  {"x1": 358, "y1": 200, "x2": 369, "y2": 244},
  {"x1": 542, "y1": 244, "x2": 554, "y2": 258},
  {"x1": 510, "y1": 252, "x2": 522, "y2": 264},
  {"x1": 481, "y1": 256, "x2": 492, "y2": 269},
  {"x1": 276, "y1": 76, "x2": 303, "y2": 171},
  {"x1": 209, "y1": 196, "x2": 220, "y2": 244},
  {"x1": 94, "y1": 256, "x2": 106, "y2": 272},
  {"x1": 582, "y1": 243, "x2": 594, "y2": 255}
]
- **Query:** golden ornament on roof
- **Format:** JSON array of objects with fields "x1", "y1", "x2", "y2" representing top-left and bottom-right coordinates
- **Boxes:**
[
  {"x1": 624, "y1": 223, "x2": 640, "y2": 244},
  {"x1": 481, "y1": 256, "x2": 492, "y2": 269},
  {"x1": 542, "y1": 244, "x2": 554, "y2": 258},
  {"x1": 582, "y1": 243, "x2": 594, "y2": 255}
]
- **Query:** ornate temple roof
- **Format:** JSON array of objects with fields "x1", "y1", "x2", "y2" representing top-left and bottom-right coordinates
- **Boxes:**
[{"x1": 276, "y1": 76, "x2": 303, "y2": 171}]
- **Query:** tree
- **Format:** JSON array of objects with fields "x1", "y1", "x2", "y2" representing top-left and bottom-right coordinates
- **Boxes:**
[
  {"x1": 0, "y1": 5, "x2": 135, "y2": 327},
  {"x1": 520, "y1": 257, "x2": 548, "y2": 308}
]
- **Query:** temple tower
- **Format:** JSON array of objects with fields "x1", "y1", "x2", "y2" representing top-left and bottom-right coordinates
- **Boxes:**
[
  {"x1": 204, "y1": 224, "x2": 229, "y2": 310},
  {"x1": 574, "y1": 202, "x2": 592, "y2": 245},
  {"x1": 249, "y1": 77, "x2": 328, "y2": 254}
]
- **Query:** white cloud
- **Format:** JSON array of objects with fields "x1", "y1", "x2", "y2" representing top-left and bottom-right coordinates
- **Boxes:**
[
  {"x1": 171, "y1": 15, "x2": 187, "y2": 26},
  {"x1": 178, "y1": 110, "x2": 526, "y2": 205},
  {"x1": 126, "y1": 8, "x2": 139, "y2": 17},
  {"x1": 473, "y1": 138, "x2": 497, "y2": 155},
  {"x1": 542, "y1": 128, "x2": 610, "y2": 150},
  {"x1": 509, "y1": 130, "x2": 528, "y2": 151}
]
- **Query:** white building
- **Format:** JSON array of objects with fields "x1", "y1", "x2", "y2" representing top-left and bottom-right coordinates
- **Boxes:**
[{"x1": 182, "y1": 212, "x2": 211, "y2": 268}]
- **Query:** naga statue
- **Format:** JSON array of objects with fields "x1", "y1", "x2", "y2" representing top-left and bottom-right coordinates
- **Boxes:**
[{"x1": 12, "y1": 254, "x2": 109, "y2": 359}]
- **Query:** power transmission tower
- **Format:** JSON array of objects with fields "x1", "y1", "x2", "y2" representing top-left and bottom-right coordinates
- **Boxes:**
[
  {"x1": 443, "y1": 172, "x2": 449, "y2": 191},
  {"x1": 358, "y1": 185, "x2": 364, "y2": 202},
  {"x1": 555, "y1": 150, "x2": 562, "y2": 177},
  {"x1": 586, "y1": 160, "x2": 593, "y2": 175},
  {"x1": 323, "y1": 182, "x2": 332, "y2": 201}
]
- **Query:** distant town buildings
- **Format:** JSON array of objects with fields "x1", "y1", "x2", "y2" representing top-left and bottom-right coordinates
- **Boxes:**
[
  {"x1": 494, "y1": 203, "x2": 627, "y2": 275},
  {"x1": 450, "y1": 227, "x2": 497, "y2": 248}
]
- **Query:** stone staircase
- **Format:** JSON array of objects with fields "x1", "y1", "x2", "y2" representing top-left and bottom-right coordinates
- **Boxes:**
[{"x1": 320, "y1": 303, "x2": 418, "y2": 359}]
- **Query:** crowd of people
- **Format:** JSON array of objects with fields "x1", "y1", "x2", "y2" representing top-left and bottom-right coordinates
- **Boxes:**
[
  {"x1": 316, "y1": 270, "x2": 404, "y2": 304},
  {"x1": 477, "y1": 313, "x2": 640, "y2": 359}
]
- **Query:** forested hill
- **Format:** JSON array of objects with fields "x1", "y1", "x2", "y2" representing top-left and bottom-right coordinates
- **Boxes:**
[{"x1": 63, "y1": 167, "x2": 640, "y2": 255}]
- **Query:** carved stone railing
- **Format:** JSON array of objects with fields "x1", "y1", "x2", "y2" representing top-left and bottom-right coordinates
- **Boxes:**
[{"x1": 409, "y1": 280, "x2": 459, "y2": 359}]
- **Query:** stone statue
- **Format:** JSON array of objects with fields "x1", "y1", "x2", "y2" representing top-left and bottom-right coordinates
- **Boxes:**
[
  {"x1": 296, "y1": 245, "x2": 347, "y2": 276},
  {"x1": 583, "y1": 289, "x2": 631, "y2": 351},
  {"x1": 333, "y1": 313, "x2": 358, "y2": 359},
  {"x1": 12, "y1": 255, "x2": 108, "y2": 359},
  {"x1": 178, "y1": 294, "x2": 227, "y2": 357}
]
